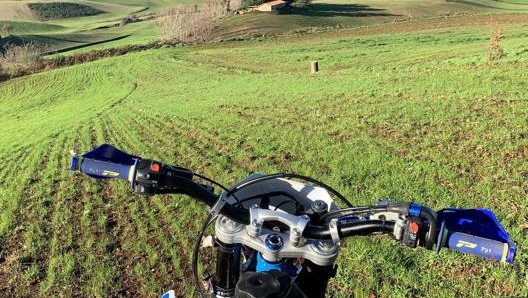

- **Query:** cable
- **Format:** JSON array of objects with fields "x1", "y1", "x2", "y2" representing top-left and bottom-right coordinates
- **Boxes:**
[
  {"x1": 193, "y1": 172, "x2": 242, "y2": 206},
  {"x1": 320, "y1": 206, "x2": 390, "y2": 222},
  {"x1": 303, "y1": 220, "x2": 395, "y2": 239},
  {"x1": 235, "y1": 191, "x2": 304, "y2": 212},
  {"x1": 273, "y1": 200, "x2": 297, "y2": 211},
  {"x1": 225, "y1": 173, "x2": 354, "y2": 209},
  {"x1": 193, "y1": 172, "x2": 229, "y2": 191},
  {"x1": 282, "y1": 173, "x2": 353, "y2": 208},
  {"x1": 192, "y1": 212, "x2": 216, "y2": 298}
]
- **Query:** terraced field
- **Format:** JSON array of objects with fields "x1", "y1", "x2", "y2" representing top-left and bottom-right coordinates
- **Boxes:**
[
  {"x1": 1, "y1": 9, "x2": 528, "y2": 298},
  {"x1": 0, "y1": 0, "x2": 155, "y2": 52},
  {"x1": 3, "y1": 0, "x2": 528, "y2": 54}
]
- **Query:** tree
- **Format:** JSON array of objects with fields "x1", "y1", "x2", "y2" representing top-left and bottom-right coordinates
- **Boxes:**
[
  {"x1": 290, "y1": 0, "x2": 312, "y2": 8},
  {"x1": 0, "y1": 43, "x2": 44, "y2": 77},
  {"x1": 225, "y1": 0, "x2": 243, "y2": 12},
  {"x1": 240, "y1": 0, "x2": 265, "y2": 9},
  {"x1": 157, "y1": 1, "x2": 223, "y2": 43}
]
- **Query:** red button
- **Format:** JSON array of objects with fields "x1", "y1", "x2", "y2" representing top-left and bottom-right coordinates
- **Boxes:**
[
  {"x1": 151, "y1": 163, "x2": 160, "y2": 173},
  {"x1": 410, "y1": 221, "x2": 419, "y2": 233}
]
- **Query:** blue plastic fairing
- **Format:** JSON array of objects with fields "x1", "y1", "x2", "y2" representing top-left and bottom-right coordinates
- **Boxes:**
[
  {"x1": 436, "y1": 208, "x2": 516, "y2": 263},
  {"x1": 70, "y1": 144, "x2": 139, "y2": 186},
  {"x1": 81, "y1": 144, "x2": 139, "y2": 165}
]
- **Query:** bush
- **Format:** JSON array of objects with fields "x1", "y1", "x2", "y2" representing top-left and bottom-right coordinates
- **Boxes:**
[
  {"x1": 290, "y1": 0, "x2": 312, "y2": 8},
  {"x1": 157, "y1": 1, "x2": 223, "y2": 43},
  {"x1": 488, "y1": 27, "x2": 505, "y2": 62},
  {"x1": 240, "y1": 0, "x2": 266, "y2": 9},
  {"x1": 27, "y1": 3, "x2": 104, "y2": 20},
  {"x1": 1, "y1": 23, "x2": 13, "y2": 38},
  {"x1": 0, "y1": 43, "x2": 44, "y2": 77},
  {"x1": 120, "y1": 14, "x2": 139, "y2": 27},
  {"x1": 225, "y1": 0, "x2": 243, "y2": 11}
]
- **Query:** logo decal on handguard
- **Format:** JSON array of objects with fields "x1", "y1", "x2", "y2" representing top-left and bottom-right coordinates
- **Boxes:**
[
  {"x1": 455, "y1": 240, "x2": 478, "y2": 249},
  {"x1": 102, "y1": 170, "x2": 119, "y2": 177}
]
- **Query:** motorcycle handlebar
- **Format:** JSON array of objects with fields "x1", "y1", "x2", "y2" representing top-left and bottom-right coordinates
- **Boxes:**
[
  {"x1": 70, "y1": 144, "x2": 516, "y2": 263},
  {"x1": 69, "y1": 144, "x2": 432, "y2": 242},
  {"x1": 304, "y1": 220, "x2": 395, "y2": 239}
]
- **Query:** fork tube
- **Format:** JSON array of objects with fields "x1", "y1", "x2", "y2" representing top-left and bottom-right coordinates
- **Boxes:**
[{"x1": 213, "y1": 239, "x2": 240, "y2": 297}]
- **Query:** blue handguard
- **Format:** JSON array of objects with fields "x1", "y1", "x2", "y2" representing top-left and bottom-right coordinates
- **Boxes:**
[
  {"x1": 70, "y1": 144, "x2": 140, "y2": 188},
  {"x1": 435, "y1": 208, "x2": 516, "y2": 263}
]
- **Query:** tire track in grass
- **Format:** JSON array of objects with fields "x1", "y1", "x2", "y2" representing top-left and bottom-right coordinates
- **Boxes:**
[
  {"x1": 0, "y1": 146, "x2": 45, "y2": 297},
  {"x1": 38, "y1": 119, "x2": 123, "y2": 297},
  {"x1": 0, "y1": 144, "x2": 38, "y2": 239},
  {"x1": 104, "y1": 106, "x2": 306, "y2": 295},
  {"x1": 0, "y1": 132, "x2": 73, "y2": 297},
  {"x1": 74, "y1": 118, "x2": 134, "y2": 297},
  {"x1": 103, "y1": 110, "x2": 201, "y2": 296},
  {"x1": 163, "y1": 116, "x2": 273, "y2": 175},
  {"x1": 40, "y1": 172, "x2": 84, "y2": 297},
  {"x1": 149, "y1": 195, "x2": 210, "y2": 296},
  {"x1": 128, "y1": 103, "x2": 358, "y2": 201},
  {"x1": 138, "y1": 197, "x2": 184, "y2": 291},
  {"x1": 140, "y1": 194, "x2": 206, "y2": 296},
  {"x1": 148, "y1": 196, "x2": 195, "y2": 293},
  {"x1": 110, "y1": 108, "x2": 245, "y2": 295},
  {"x1": 61, "y1": 122, "x2": 126, "y2": 298},
  {"x1": 31, "y1": 131, "x2": 83, "y2": 297},
  {"x1": 121, "y1": 106, "x2": 256, "y2": 176},
  {"x1": 97, "y1": 113, "x2": 177, "y2": 297},
  {"x1": 66, "y1": 116, "x2": 149, "y2": 297},
  {"x1": 105, "y1": 110, "x2": 188, "y2": 292},
  {"x1": 79, "y1": 180, "x2": 126, "y2": 297},
  {"x1": 86, "y1": 112, "x2": 165, "y2": 296},
  {"x1": 97, "y1": 113, "x2": 128, "y2": 150},
  {"x1": 127, "y1": 198, "x2": 175, "y2": 296},
  {"x1": 0, "y1": 143, "x2": 52, "y2": 296},
  {"x1": 0, "y1": 145, "x2": 34, "y2": 184},
  {"x1": 107, "y1": 110, "x2": 209, "y2": 242}
]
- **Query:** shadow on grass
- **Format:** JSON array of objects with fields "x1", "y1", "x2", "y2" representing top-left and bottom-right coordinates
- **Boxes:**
[
  {"x1": 0, "y1": 35, "x2": 76, "y2": 51},
  {"x1": 0, "y1": 36, "x2": 31, "y2": 48},
  {"x1": 0, "y1": 34, "x2": 130, "y2": 55},
  {"x1": 290, "y1": 4, "x2": 399, "y2": 18},
  {"x1": 30, "y1": 34, "x2": 87, "y2": 44},
  {"x1": 0, "y1": 35, "x2": 74, "y2": 54}
]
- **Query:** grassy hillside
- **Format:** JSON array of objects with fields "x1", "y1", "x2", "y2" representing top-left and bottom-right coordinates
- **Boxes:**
[
  {"x1": 3, "y1": 0, "x2": 528, "y2": 54},
  {"x1": 218, "y1": 0, "x2": 528, "y2": 39},
  {"x1": 0, "y1": 0, "x2": 148, "y2": 52},
  {"x1": 0, "y1": 13, "x2": 527, "y2": 297}
]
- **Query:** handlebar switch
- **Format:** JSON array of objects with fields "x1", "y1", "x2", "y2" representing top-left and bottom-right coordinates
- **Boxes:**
[
  {"x1": 402, "y1": 217, "x2": 422, "y2": 248},
  {"x1": 135, "y1": 159, "x2": 162, "y2": 195}
]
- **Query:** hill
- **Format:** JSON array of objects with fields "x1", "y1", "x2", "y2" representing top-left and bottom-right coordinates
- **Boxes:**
[
  {"x1": 3, "y1": 0, "x2": 528, "y2": 54},
  {"x1": 0, "y1": 12, "x2": 527, "y2": 297}
]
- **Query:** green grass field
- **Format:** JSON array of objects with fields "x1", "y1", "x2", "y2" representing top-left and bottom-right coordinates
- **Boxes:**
[{"x1": 1, "y1": 5, "x2": 528, "y2": 296}]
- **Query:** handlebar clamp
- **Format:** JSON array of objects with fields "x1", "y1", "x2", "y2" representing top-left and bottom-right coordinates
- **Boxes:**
[{"x1": 329, "y1": 218, "x2": 340, "y2": 245}]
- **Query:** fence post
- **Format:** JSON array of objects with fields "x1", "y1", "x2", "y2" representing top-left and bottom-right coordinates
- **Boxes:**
[{"x1": 311, "y1": 61, "x2": 318, "y2": 74}]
